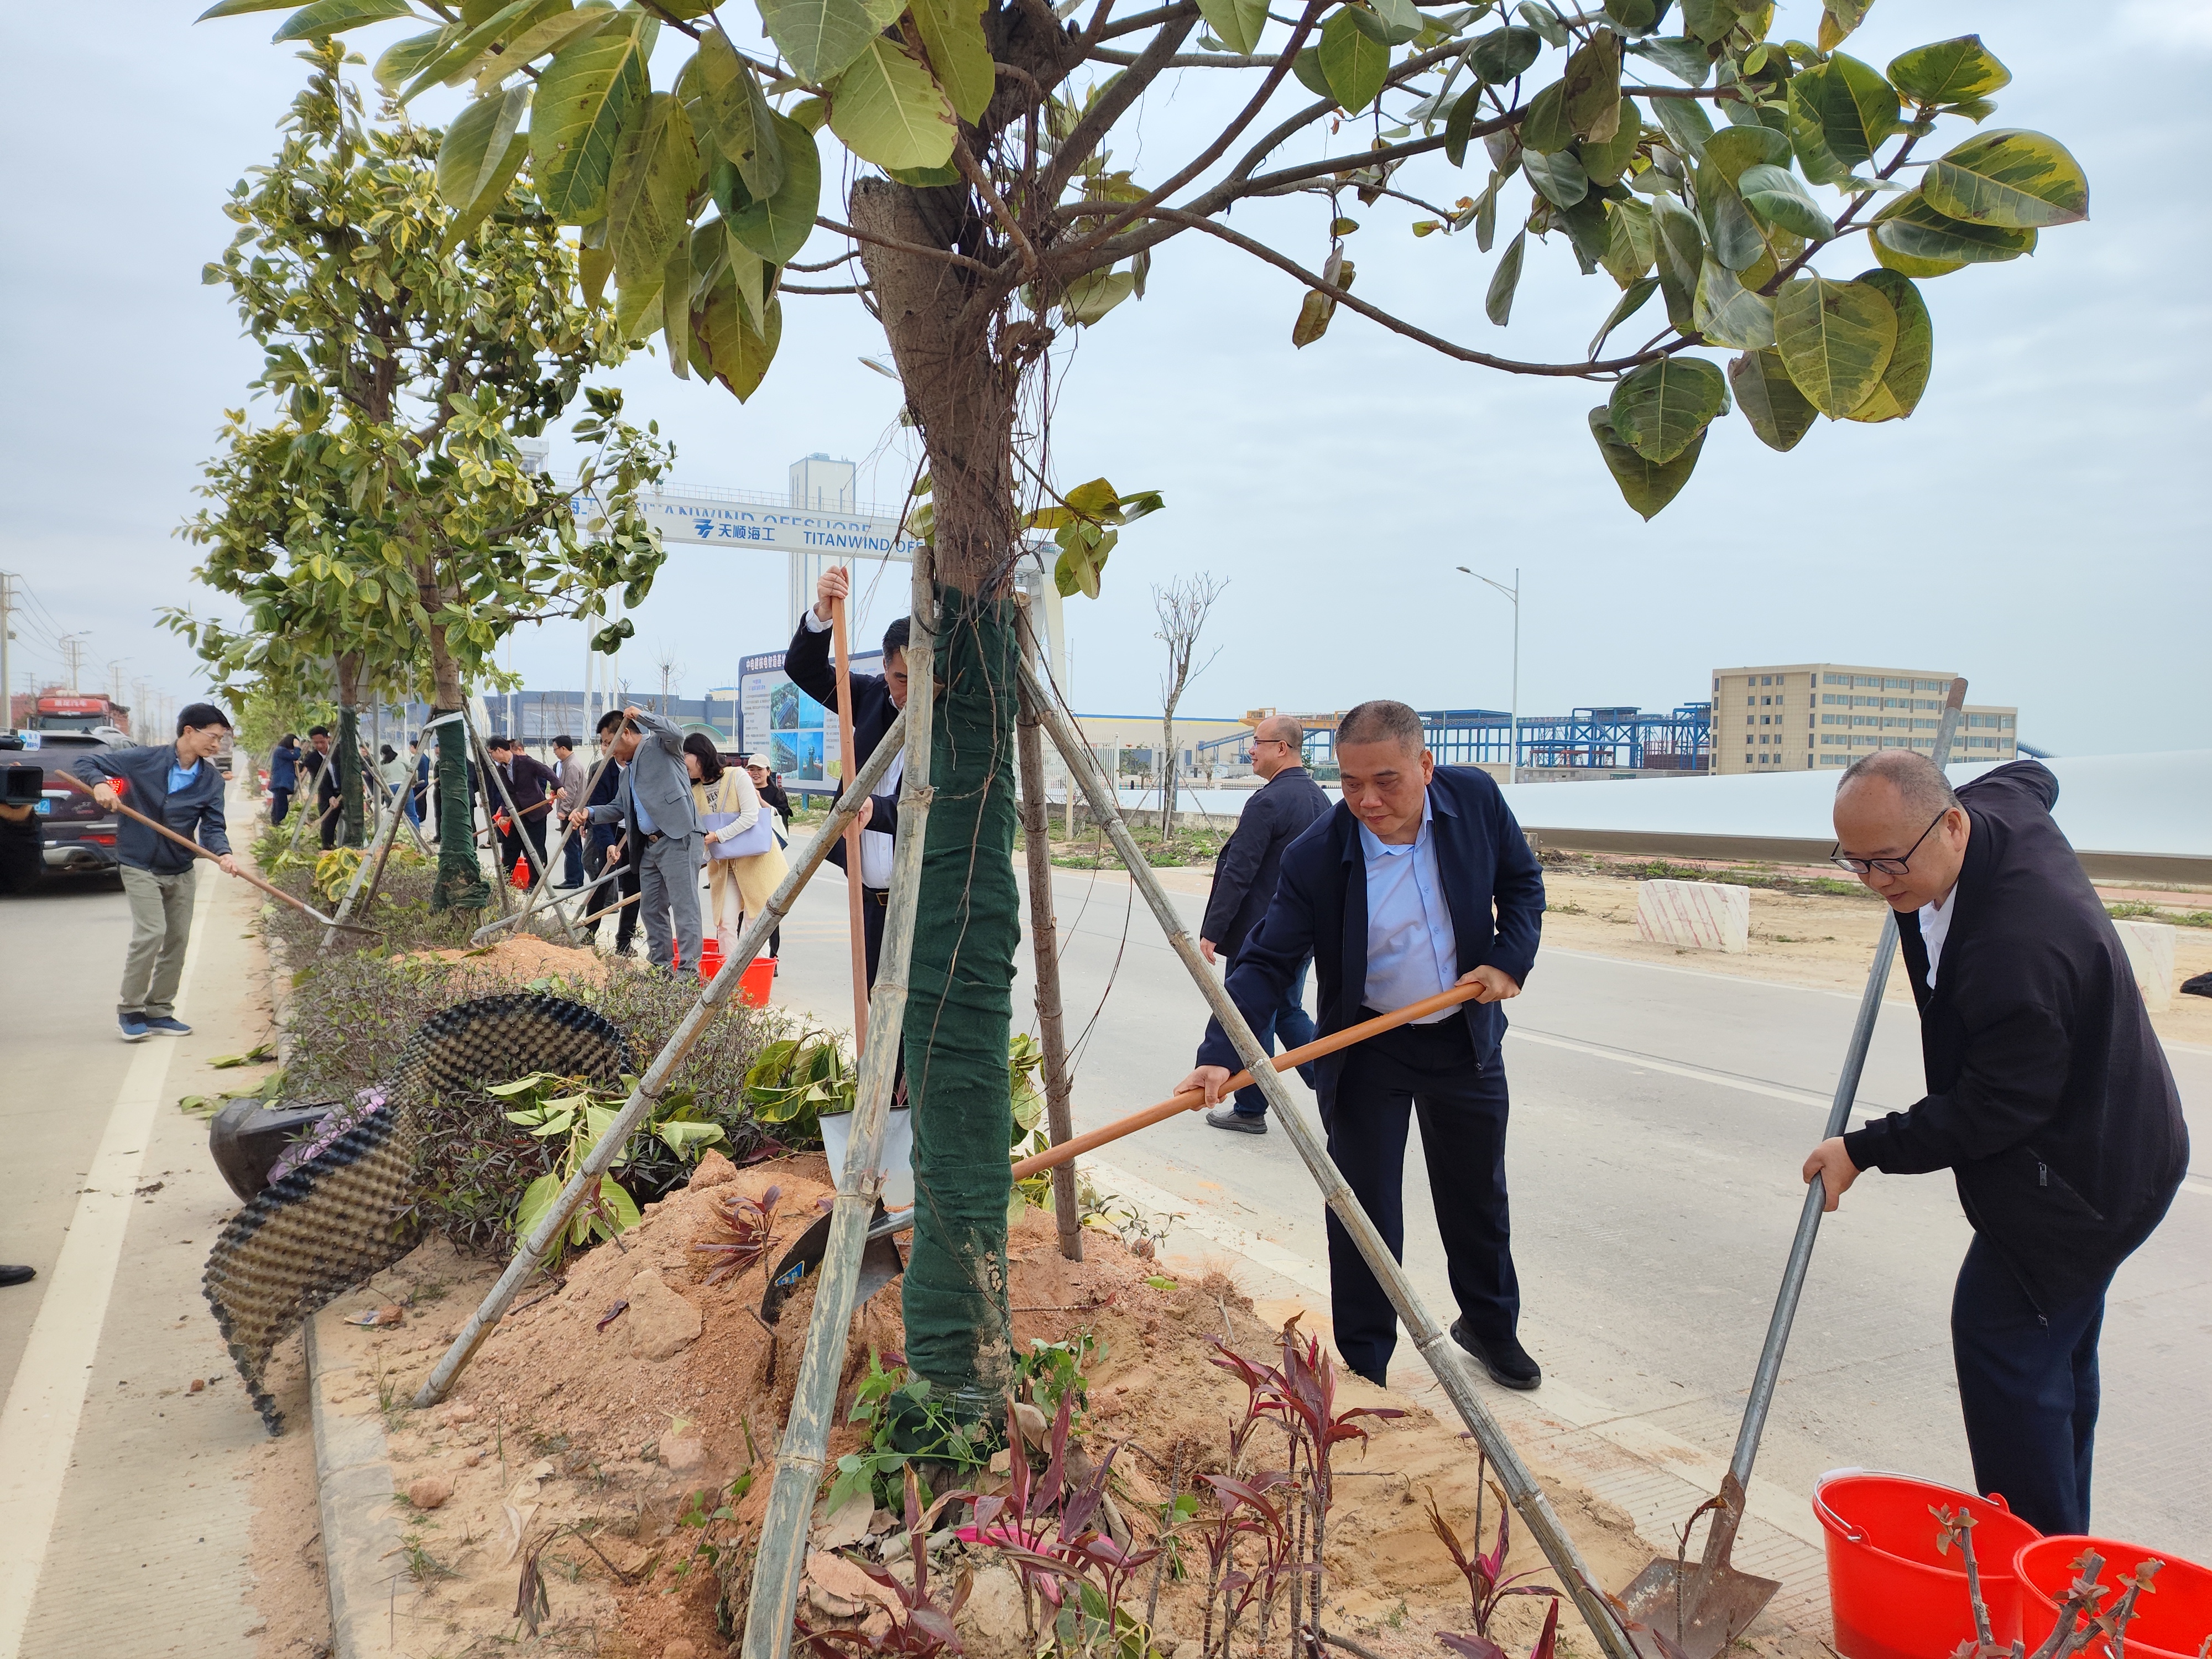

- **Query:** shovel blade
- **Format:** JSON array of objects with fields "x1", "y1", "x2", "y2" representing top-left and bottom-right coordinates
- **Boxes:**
[
  {"x1": 1618, "y1": 1557, "x2": 1781, "y2": 1659},
  {"x1": 759, "y1": 1206, "x2": 911, "y2": 1326}
]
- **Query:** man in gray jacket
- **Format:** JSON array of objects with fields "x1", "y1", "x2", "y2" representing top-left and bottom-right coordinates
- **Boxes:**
[
  {"x1": 75, "y1": 702, "x2": 237, "y2": 1041},
  {"x1": 570, "y1": 705, "x2": 702, "y2": 972}
]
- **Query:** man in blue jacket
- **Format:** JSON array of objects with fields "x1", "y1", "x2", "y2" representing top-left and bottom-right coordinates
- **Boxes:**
[
  {"x1": 1198, "y1": 714, "x2": 1332, "y2": 1133},
  {"x1": 1178, "y1": 699, "x2": 1546, "y2": 1391},
  {"x1": 75, "y1": 703, "x2": 237, "y2": 1042}
]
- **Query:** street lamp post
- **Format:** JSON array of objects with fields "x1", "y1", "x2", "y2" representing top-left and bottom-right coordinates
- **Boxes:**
[{"x1": 1455, "y1": 565, "x2": 1520, "y2": 782}]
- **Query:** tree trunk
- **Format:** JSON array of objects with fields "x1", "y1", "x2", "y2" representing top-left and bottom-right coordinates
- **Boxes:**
[
  {"x1": 1160, "y1": 710, "x2": 1178, "y2": 839},
  {"x1": 424, "y1": 622, "x2": 489, "y2": 911},
  {"x1": 854, "y1": 176, "x2": 1027, "y2": 1403},
  {"x1": 335, "y1": 653, "x2": 365, "y2": 849}
]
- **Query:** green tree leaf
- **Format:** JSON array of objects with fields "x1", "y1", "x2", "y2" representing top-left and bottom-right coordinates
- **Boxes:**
[
  {"x1": 1609, "y1": 354, "x2": 1725, "y2": 463},
  {"x1": 1772, "y1": 272, "x2": 1896, "y2": 418},
  {"x1": 1469, "y1": 25, "x2": 1542, "y2": 83},
  {"x1": 1319, "y1": 7, "x2": 1392, "y2": 114},
  {"x1": 1291, "y1": 45, "x2": 1333, "y2": 100},
  {"x1": 1867, "y1": 186, "x2": 2034, "y2": 275},
  {"x1": 1727, "y1": 347, "x2": 1817, "y2": 450},
  {"x1": 1589, "y1": 406, "x2": 1703, "y2": 519},
  {"x1": 271, "y1": 0, "x2": 415, "y2": 42},
  {"x1": 731, "y1": 112, "x2": 821, "y2": 265},
  {"x1": 1842, "y1": 267, "x2": 1930, "y2": 421},
  {"x1": 700, "y1": 278, "x2": 781, "y2": 400},
  {"x1": 1626, "y1": 35, "x2": 1712, "y2": 87},
  {"x1": 1580, "y1": 98, "x2": 1641, "y2": 185},
  {"x1": 1485, "y1": 230, "x2": 1526, "y2": 325},
  {"x1": 374, "y1": 28, "x2": 454, "y2": 92},
  {"x1": 1792, "y1": 53, "x2": 1897, "y2": 171},
  {"x1": 1563, "y1": 27, "x2": 1623, "y2": 141},
  {"x1": 1922, "y1": 128, "x2": 2088, "y2": 228},
  {"x1": 827, "y1": 36, "x2": 956, "y2": 171},
  {"x1": 1370, "y1": 0, "x2": 1422, "y2": 44},
  {"x1": 1785, "y1": 77, "x2": 1855, "y2": 186},
  {"x1": 1701, "y1": 122, "x2": 1788, "y2": 184},
  {"x1": 607, "y1": 92, "x2": 698, "y2": 290},
  {"x1": 1589, "y1": 274, "x2": 1657, "y2": 355},
  {"x1": 1517, "y1": 0, "x2": 1568, "y2": 48},
  {"x1": 1651, "y1": 192, "x2": 1704, "y2": 328},
  {"x1": 198, "y1": 0, "x2": 310, "y2": 15},
  {"x1": 1600, "y1": 195, "x2": 1656, "y2": 284},
  {"x1": 662, "y1": 232, "x2": 692, "y2": 379},
  {"x1": 478, "y1": 7, "x2": 618, "y2": 90},
  {"x1": 912, "y1": 0, "x2": 997, "y2": 120},
  {"x1": 1519, "y1": 79, "x2": 1573, "y2": 152},
  {"x1": 758, "y1": 0, "x2": 890, "y2": 85},
  {"x1": 1701, "y1": 175, "x2": 1765, "y2": 272},
  {"x1": 1066, "y1": 269, "x2": 1139, "y2": 325},
  {"x1": 1650, "y1": 90, "x2": 1712, "y2": 161},
  {"x1": 397, "y1": 0, "x2": 538, "y2": 102},
  {"x1": 1444, "y1": 86, "x2": 1483, "y2": 166},
  {"x1": 530, "y1": 13, "x2": 651, "y2": 222},
  {"x1": 1887, "y1": 35, "x2": 2008, "y2": 107},
  {"x1": 1692, "y1": 258, "x2": 1775, "y2": 348},
  {"x1": 1523, "y1": 149, "x2": 1588, "y2": 207},
  {"x1": 435, "y1": 84, "x2": 532, "y2": 250},
  {"x1": 1737, "y1": 162, "x2": 1834, "y2": 241},
  {"x1": 686, "y1": 29, "x2": 786, "y2": 200}
]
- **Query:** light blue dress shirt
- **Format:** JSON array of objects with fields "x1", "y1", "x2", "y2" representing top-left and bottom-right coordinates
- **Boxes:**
[
  {"x1": 167, "y1": 758, "x2": 202, "y2": 794},
  {"x1": 1359, "y1": 792, "x2": 1459, "y2": 1022},
  {"x1": 633, "y1": 779, "x2": 658, "y2": 837}
]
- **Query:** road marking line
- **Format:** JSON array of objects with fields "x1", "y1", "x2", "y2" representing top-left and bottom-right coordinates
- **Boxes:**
[
  {"x1": 0, "y1": 875, "x2": 213, "y2": 1658},
  {"x1": 1506, "y1": 1027, "x2": 1851, "y2": 1110}
]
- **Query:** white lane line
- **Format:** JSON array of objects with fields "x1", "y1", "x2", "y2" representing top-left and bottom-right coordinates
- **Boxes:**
[
  {"x1": 0, "y1": 875, "x2": 213, "y2": 1658},
  {"x1": 1506, "y1": 1027, "x2": 1849, "y2": 1110}
]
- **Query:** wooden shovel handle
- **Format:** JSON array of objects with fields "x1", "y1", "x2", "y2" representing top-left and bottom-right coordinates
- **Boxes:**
[{"x1": 1010, "y1": 978, "x2": 1490, "y2": 1179}]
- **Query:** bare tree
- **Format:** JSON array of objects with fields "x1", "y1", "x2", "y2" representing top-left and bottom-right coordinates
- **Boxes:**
[
  {"x1": 651, "y1": 645, "x2": 685, "y2": 716},
  {"x1": 1154, "y1": 573, "x2": 1227, "y2": 837}
]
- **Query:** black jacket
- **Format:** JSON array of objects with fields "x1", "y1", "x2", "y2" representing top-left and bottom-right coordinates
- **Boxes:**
[
  {"x1": 72, "y1": 744, "x2": 231, "y2": 875},
  {"x1": 1196, "y1": 766, "x2": 1545, "y2": 1100},
  {"x1": 1843, "y1": 761, "x2": 2188, "y2": 1310},
  {"x1": 785, "y1": 612, "x2": 901, "y2": 874},
  {"x1": 1202, "y1": 765, "x2": 1332, "y2": 961}
]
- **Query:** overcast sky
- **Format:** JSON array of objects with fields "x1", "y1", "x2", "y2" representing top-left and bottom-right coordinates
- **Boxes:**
[{"x1": 5, "y1": 1, "x2": 2205, "y2": 754}]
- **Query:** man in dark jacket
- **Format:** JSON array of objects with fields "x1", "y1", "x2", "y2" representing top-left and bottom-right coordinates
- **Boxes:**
[
  {"x1": 486, "y1": 734, "x2": 559, "y2": 881},
  {"x1": 267, "y1": 733, "x2": 300, "y2": 826},
  {"x1": 1805, "y1": 753, "x2": 2187, "y2": 1536},
  {"x1": 1199, "y1": 714, "x2": 1332, "y2": 1133},
  {"x1": 1178, "y1": 700, "x2": 1546, "y2": 1391},
  {"x1": 300, "y1": 725, "x2": 342, "y2": 848},
  {"x1": 785, "y1": 564, "x2": 907, "y2": 987},
  {"x1": 74, "y1": 703, "x2": 236, "y2": 1042}
]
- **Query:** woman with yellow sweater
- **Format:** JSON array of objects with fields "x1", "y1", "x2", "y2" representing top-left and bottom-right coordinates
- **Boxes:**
[{"x1": 684, "y1": 733, "x2": 789, "y2": 962}]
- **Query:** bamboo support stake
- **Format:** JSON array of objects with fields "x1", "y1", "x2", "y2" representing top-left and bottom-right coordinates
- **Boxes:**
[
  {"x1": 1015, "y1": 609, "x2": 1082, "y2": 1261},
  {"x1": 411, "y1": 707, "x2": 912, "y2": 1411},
  {"x1": 740, "y1": 552, "x2": 937, "y2": 1659},
  {"x1": 468, "y1": 707, "x2": 561, "y2": 925},
  {"x1": 503, "y1": 748, "x2": 612, "y2": 945},
  {"x1": 831, "y1": 592, "x2": 869, "y2": 1050},
  {"x1": 320, "y1": 768, "x2": 408, "y2": 953},
  {"x1": 1018, "y1": 654, "x2": 1640, "y2": 1659}
]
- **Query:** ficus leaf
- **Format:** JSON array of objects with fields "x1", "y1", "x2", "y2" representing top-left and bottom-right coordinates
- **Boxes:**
[
  {"x1": 1519, "y1": 80, "x2": 1574, "y2": 153},
  {"x1": 1562, "y1": 27, "x2": 1622, "y2": 142},
  {"x1": 826, "y1": 36, "x2": 956, "y2": 171},
  {"x1": 757, "y1": 0, "x2": 891, "y2": 84},
  {"x1": 1588, "y1": 274, "x2": 1658, "y2": 357},
  {"x1": 1886, "y1": 35, "x2": 2010, "y2": 107},
  {"x1": 731, "y1": 112, "x2": 821, "y2": 265},
  {"x1": 1589, "y1": 406, "x2": 1703, "y2": 519},
  {"x1": 687, "y1": 29, "x2": 786, "y2": 200},
  {"x1": 1691, "y1": 257, "x2": 1775, "y2": 348},
  {"x1": 1867, "y1": 186, "x2": 2034, "y2": 275},
  {"x1": 1485, "y1": 230, "x2": 1526, "y2": 325},
  {"x1": 1469, "y1": 25, "x2": 1542, "y2": 84},
  {"x1": 1841, "y1": 268, "x2": 1931, "y2": 421},
  {"x1": 1318, "y1": 7, "x2": 1392, "y2": 114},
  {"x1": 1736, "y1": 162, "x2": 1835, "y2": 241},
  {"x1": 1772, "y1": 272, "x2": 1897, "y2": 418},
  {"x1": 270, "y1": 0, "x2": 415, "y2": 43},
  {"x1": 1791, "y1": 53, "x2": 1898, "y2": 171},
  {"x1": 1608, "y1": 354, "x2": 1726, "y2": 464},
  {"x1": 530, "y1": 13, "x2": 651, "y2": 222},
  {"x1": 1580, "y1": 98, "x2": 1641, "y2": 185},
  {"x1": 1727, "y1": 348, "x2": 1815, "y2": 450},
  {"x1": 606, "y1": 92, "x2": 699, "y2": 289},
  {"x1": 911, "y1": 0, "x2": 997, "y2": 121},
  {"x1": 1922, "y1": 128, "x2": 2087, "y2": 228},
  {"x1": 1523, "y1": 149, "x2": 1588, "y2": 208},
  {"x1": 435, "y1": 84, "x2": 531, "y2": 249}
]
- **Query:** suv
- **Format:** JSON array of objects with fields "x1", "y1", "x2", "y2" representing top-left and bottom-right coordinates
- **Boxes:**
[{"x1": 1, "y1": 729, "x2": 128, "y2": 879}]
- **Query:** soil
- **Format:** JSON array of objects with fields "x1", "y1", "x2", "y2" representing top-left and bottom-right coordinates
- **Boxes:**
[
  {"x1": 333, "y1": 1154, "x2": 1828, "y2": 1659},
  {"x1": 403, "y1": 935, "x2": 611, "y2": 990}
]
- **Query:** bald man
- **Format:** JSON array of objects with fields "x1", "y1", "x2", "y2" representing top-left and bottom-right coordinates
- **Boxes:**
[
  {"x1": 1805, "y1": 752, "x2": 2187, "y2": 1535},
  {"x1": 1198, "y1": 715, "x2": 1332, "y2": 1131}
]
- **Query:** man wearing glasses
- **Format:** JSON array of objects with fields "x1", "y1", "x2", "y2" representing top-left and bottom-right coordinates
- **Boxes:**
[
  {"x1": 1804, "y1": 750, "x2": 2186, "y2": 1536},
  {"x1": 1197, "y1": 714, "x2": 1332, "y2": 1133}
]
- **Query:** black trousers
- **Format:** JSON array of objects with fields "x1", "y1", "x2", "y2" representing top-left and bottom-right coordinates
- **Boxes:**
[
  {"x1": 1952, "y1": 1234, "x2": 2114, "y2": 1536},
  {"x1": 317, "y1": 792, "x2": 341, "y2": 849},
  {"x1": 269, "y1": 786, "x2": 293, "y2": 826},
  {"x1": 1321, "y1": 1013, "x2": 1519, "y2": 1384},
  {"x1": 861, "y1": 883, "x2": 888, "y2": 984}
]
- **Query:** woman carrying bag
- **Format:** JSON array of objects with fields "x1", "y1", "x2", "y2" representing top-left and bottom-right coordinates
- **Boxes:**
[{"x1": 685, "y1": 734, "x2": 790, "y2": 963}]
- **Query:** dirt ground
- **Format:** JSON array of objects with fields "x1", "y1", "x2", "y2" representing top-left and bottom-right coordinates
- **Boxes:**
[
  {"x1": 401, "y1": 934, "x2": 610, "y2": 990},
  {"x1": 286, "y1": 1155, "x2": 1828, "y2": 1659}
]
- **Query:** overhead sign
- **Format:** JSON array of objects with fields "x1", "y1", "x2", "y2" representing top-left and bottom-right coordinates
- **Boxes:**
[{"x1": 633, "y1": 491, "x2": 922, "y2": 557}]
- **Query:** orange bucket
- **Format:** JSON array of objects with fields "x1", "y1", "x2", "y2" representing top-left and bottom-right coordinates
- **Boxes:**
[
  {"x1": 509, "y1": 855, "x2": 531, "y2": 889},
  {"x1": 696, "y1": 938, "x2": 726, "y2": 983},
  {"x1": 1815, "y1": 1470, "x2": 2041, "y2": 1658},
  {"x1": 735, "y1": 955, "x2": 775, "y2": 1008},
  {"x1": 2015, "y1": 1536, "x2": 2212, "y2": 1658}
]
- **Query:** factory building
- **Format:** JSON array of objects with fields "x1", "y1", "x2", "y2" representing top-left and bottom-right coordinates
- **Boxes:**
[{"x1": 1714, "y1": 662, "x2": 2018, "y2": 775}]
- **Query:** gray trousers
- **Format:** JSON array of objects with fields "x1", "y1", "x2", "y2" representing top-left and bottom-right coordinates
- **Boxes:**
[
  {"x1": 119, "y1": 864, "x2": 196, "y2": 1018},
  {"x1": 637, "y1": 832, "x2": 704, "y2": 972}
]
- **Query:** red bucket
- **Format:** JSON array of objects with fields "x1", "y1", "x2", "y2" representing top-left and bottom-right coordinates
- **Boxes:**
[
  {"x1": 2015, "y1": 1536, "x2": 2212, "y2": 1659},
  {"x1": 1815, "y1": 1470, "x2": 2042, "y2": 1658},
  {"x1": 696, "y1": 938, "x2": 726, "y2": 983},
  {"x1": 735, "y1": 955, "x2": 775, "y2": 1008}
]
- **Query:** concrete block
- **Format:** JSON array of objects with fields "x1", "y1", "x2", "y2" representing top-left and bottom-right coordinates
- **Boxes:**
[
  {"x1": 1635, "y1": 879, "x2": 1751, "y2": 954},
  {"x1": 2112, "y1": 919, "x2": 2176, "y2": 1013}
]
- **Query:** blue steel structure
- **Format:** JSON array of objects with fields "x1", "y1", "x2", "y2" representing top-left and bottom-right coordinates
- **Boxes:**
[{"x1": 1196, "y1": 702, "x2": 1713, "y2": 775}]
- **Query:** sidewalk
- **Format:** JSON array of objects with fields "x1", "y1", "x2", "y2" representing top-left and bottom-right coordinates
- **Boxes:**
[{"x1": 0, "y1": 791, "x2": 324, "y2": 1659}]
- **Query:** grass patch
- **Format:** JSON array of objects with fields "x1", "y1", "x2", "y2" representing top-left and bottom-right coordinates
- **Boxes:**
[{"x1": 1050, "y1": 821, "x2": 1231, "y2": 869}]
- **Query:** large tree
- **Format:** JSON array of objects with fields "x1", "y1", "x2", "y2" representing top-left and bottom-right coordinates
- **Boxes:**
[
  {"x1": 170, "y1": 43, "x2": 672, "y2": 903},
  {"x1": 211, "y1": 0, "x2": 2086, "y2": 1395}
]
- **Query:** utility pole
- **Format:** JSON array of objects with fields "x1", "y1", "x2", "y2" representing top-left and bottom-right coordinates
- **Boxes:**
[
  {"x1": 0, "y1": 572, "x2": 14, "y2": 732},
  {"x1": 1456, "y1": 566, "x2": 1520, "y2": 782},
  {"x1": 133, "y1": 679, "x2": 153, "y2": 742},
  {"x1": 60, "y1": 632, "x2": 90, "y2": 692}
]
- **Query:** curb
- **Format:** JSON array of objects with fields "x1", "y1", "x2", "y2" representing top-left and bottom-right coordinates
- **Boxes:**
[{"x1": 306, "y1": 1306, "x2": 406, "y2": 1659}]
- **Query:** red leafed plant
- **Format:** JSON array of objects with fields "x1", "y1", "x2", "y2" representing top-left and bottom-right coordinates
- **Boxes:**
[
  {"x1": 1425, "y1": 1459, "x2": 1561, "y2": 1649},
  {"x1": 691, "y1": 1182, "x2": 782, "y2": 1286},
  {"x1": 797, "y1": 1465, "x2": 972, "y2": 1656},
  {"x1": 1933, "y1": 1506, "x2": 2163, "y2": 1659},
  {"x1": 1439, "y1": 1594, "x2": 1560, "y2": 1659}
]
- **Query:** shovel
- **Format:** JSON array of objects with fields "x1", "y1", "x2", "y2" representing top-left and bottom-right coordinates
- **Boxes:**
[
  {"x1": 53, "y1": 771, "x2": 380, "y2": 935},
  {"x1": 760, "y1": 1202, "x2": 913, "y2": 1325},
  {"x1": 1620, "y1": 679, "x2": 1966, "y2": 1656}
]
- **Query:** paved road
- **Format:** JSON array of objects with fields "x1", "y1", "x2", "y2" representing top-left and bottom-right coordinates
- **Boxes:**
[{"x1": 766, "y1": 858, "x2": 2212, "y2": 1559}]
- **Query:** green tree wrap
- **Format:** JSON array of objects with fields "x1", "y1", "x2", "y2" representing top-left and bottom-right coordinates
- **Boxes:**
[
  {"x1": 431, "y1": 712, "x2": 491, "y2": 911},
  {"x1": 900, "y1": 591, "x2": 1020, "y2": 1400},
  {"x1": 336, "y1": 704, "x2": 366, "y2": 847}
]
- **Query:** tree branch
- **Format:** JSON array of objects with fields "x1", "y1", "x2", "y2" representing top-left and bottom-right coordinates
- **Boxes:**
[
  {"x1": 1108, "y1": 207, "x2": 1689, "y2": 377},
  {"x1": 1041, "y1": 6, "x2": 1204, "y2": 207},
  {"x1": 815, "y1": 216, "x2": 996, "y2": 273},
  {"x1": 1087, "y1": 46, "x2": 1274, "y2": 66},
  {"x1": 781, "y1": 281, "x2": 872, "y2": 294},
  {"x1": 1093, "y1": 1, "x2": 1198, "y2": 40}
]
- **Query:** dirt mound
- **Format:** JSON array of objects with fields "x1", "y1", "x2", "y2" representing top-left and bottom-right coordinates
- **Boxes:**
[
  {"x1": 366, "y1": 1156, "x2": 1681, "y2": 1658},
  {"x1": 403, "y1": 934, "x2": 608, "y2": 990}
]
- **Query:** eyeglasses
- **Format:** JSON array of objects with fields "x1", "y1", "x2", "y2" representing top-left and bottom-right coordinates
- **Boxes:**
[
  {"x1": 1830, "y1": 810, "x2": 1948, "y2": 875},
  {"x1": 1253, "y1": 738, "x2": 1293, "y2": 749}
]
